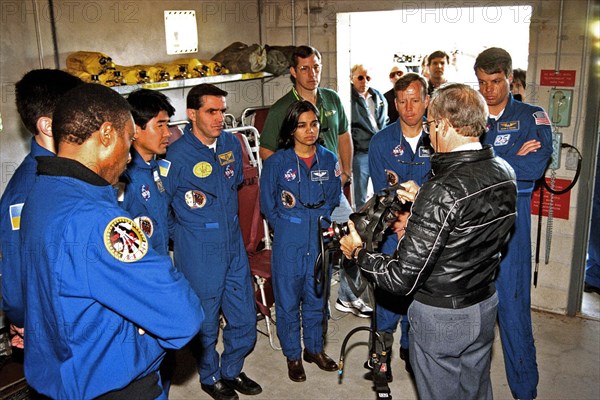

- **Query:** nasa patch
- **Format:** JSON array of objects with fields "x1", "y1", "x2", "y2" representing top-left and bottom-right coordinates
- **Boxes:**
[
  {"x1": 284, "y1": 169, "x2": 297, "y2": 182},
  {"x1": 386, "y1": 170, "x2": 399, "y2": 186},
  {"x1": 225, "y1": 164, "x2": 234, "y2": 179},
  {"x1": 185, "y1": 190, "x2": 207, "y2": 209},
  {"x1": 141, "y1": 184, "x2": 151, "y2": 201},
  {"x1": 393, "y1": 144, "x2": 404, "y2": 157},
  {"x1": 281, "y1": 190, "x2": 296, "y2": 208},
  {"x1": 133, "y1": 216, "x2": 154, "y2": 237},
  {"x1": 193, "y1": 162, "x2": 212, "y2": 178},
  {"x1": 103, "y1": 217, "x2": 148, "y2": 262}
]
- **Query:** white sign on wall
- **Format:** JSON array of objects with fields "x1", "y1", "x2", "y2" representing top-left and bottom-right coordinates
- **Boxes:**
[{"x1": 164, "y1": 10, "x2": 198, "y2": 54}]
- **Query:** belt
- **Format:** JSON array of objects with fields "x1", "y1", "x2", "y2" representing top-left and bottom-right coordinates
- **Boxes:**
[
  {"x1": 95, "y1": 372, "x2": 161, "y2": 400},
  {"x1": 414, "y1": 283, "x2": 495, "y2": 309}
]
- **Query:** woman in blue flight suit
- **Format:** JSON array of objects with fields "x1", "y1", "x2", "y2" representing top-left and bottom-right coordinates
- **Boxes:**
[{"x1": 260, "y1": 101, "x2": 341, "y2": 382}]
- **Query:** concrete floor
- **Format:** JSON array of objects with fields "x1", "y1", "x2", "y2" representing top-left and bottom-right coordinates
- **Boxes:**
[{"x1": 169, "y1": 293, "x2": 600, "y2": 400}]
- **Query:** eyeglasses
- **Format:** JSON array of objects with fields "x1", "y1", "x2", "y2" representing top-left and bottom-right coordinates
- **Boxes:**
[
  {"x1": 297, "y1": 64, "x2": 322, "y2": 74},
  {"x1": 355, "y1": 75, "x2": 371, "y2": 82},
  {"x1": 422, "y1": 120, "x2": 438, "y2": 134},
  {"x1": 389, "y1": 71, "x2": 404, "y2": 79}
]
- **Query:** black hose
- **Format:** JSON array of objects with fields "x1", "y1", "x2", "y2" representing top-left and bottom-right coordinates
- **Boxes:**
[{"x1": 543, "y1": 143, "x2": 582, "y2": 195}]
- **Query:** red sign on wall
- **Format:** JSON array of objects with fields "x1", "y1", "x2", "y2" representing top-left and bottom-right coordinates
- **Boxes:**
[
  {"x1": 530, "y1": 178, "x2": 572, "y2": 219},
  {"x1": 540, "y1": 70, "x2": 576, "y2": 87}
]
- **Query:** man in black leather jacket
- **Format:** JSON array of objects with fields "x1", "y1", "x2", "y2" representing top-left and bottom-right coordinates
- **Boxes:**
[{"x1": 340, "y1": 83, "x2": 517, "y2": 400}]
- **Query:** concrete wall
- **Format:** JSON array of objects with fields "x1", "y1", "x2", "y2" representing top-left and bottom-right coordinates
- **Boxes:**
[{"x1": 1, "y1": 0, "x2": 598, "y2": 314}]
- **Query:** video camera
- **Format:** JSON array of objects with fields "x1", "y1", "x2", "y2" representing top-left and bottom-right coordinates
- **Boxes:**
[{"x1": 322, "y1": 183, "x2": 409, "y2": 251}]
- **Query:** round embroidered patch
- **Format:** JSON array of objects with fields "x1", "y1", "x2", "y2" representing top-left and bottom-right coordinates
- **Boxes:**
[
  {"x1": 185, "y1": 190, "x2": 207, "y2": 209},
  {"x1": 281, "y1": 190, "x2": 296, "y2": 208},
  {"x1": 193, "y1": 162, "x2": 212, "y2": 178},
  {"x1": 133, "y1": 216, "x2": 154, "y2": 237},
  {"x1": 386, "y1": 170, "x2": 399, "y2": 186},
  {"x1": 104, "y1": 217, "x2": 149, "y2": 262}
]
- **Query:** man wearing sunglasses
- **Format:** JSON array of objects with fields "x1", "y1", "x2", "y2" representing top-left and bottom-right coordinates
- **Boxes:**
[
  {"x1": 350, "y1": 64, "x2": 388, "y2": 211},
  {"x1": 383, "y1": 64, "x2": 407, "y2": 122}
]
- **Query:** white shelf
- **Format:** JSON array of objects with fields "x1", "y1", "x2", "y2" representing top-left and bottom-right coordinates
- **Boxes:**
[{"x1": 112, "y1": 71, "x2": 273, "y2": 95}]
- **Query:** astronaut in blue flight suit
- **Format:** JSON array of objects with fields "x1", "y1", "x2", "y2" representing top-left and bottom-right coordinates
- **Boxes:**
[
  {"x1": 119, "y1": 89, "x2": 178, "y2": 393},
  {"x1": 260, "y1": 101, "x2": 341, "y2": 382},
  {"x1": 367, "y1": 73, "x2": 432, "y2": 379},
  {"x1": 1, "y1": 69, "x2": 82, "y2": 329},
  {"x1": 119, "y1": 89, "x2": 175, "y2": 256},
  {"x1": 162, "y1": 84, "x2": 261, "y2": 400},
  {"x1": 17, "y1": 83, "x2": 204, "y2": 400},
  {"x1": 475, "y1": 48, "x2": 552, "y2": 400}
]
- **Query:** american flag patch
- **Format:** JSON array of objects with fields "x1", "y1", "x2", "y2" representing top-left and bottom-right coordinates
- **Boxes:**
[{"x1": 533, "y1": 111, "x2": 551, "y2": 126}]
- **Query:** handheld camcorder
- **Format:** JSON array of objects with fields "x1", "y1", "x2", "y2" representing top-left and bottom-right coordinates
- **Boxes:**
[{"x1": 322, "y1": 183, "x2": 409, "y2": 251}]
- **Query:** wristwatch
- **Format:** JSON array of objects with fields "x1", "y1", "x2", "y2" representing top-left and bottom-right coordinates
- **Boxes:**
[{"x1": 342, "y1": 171, "x2": 352, "y2": 183}]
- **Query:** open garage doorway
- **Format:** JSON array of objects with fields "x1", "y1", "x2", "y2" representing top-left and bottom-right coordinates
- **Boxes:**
[{"x1": 336, "y1": 5, "x2": 533, "y2": 111}]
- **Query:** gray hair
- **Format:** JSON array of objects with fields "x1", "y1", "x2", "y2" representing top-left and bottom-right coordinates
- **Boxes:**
[{"x1": 428, "y1": 83, "x2": 488, "y2": 137}]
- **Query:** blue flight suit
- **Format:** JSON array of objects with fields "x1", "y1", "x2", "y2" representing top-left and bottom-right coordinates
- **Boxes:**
[
  {"x1": 18, "y1": 156, "x2": 204, "y2": 399},
  {"x1": 368, "y1": 121, "x2": 432, "y2": 352},
  {"x1": 119, "y1": 148, "x2": 170, "y2": 256},
  {"x1": 1, "y1": 138, "x2": 53, "y2": 326},
  {"x1": 260, "y1": 145, "x2": 340, "y2": 360},
  {"x1": 163, "y1": 124, "x2": 256, "y2": 385},
  {"x1": 482, "y1": 94, "x2": 552, "y2": 400},
  {"x1": 585, "y1": 150, "x2": 600, "y2": 289}
]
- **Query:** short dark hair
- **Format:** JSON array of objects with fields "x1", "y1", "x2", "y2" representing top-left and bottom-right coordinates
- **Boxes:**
[
  {"x1": 52, "y1": 83, "x2": 132, "y2": 146},
  {"x1": 127, "y1": 89, "x2": 175, "y2": 129},
  {"x1": 427, "y1": 50, "x2": 450, "y2": 65},
  {"x1": 15, "y1": 69, "x2": 83, "y2": 135},
  {"x1": 474, "y1": 47, "x2": 512, "y2": 77},
  {"x1": 512, "y1": 68, "x2": 527, "y2": 89},
  {"x1": 186, "y1": 83, "x2": 228, "y2": 110},
  {"x1": 394, "y1": 72, "x2": 429, "y2": 100},
  {"x1": 278, "y1": 100, "x2": 322, "y2": 149},
  {"x1": 290, "y1": 45, "x2": 322, "y2": 85},
  {"x1": 428, "y1": 83, "x2": 488, "y2": 138}
]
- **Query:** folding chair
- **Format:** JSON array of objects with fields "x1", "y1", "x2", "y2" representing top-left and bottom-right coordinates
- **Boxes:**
[
  {"x1": 226, "y1": 127, "x2": 280, "y2": 350},
  {"x1": 240, "y1": 106, "x2": 270, "y2": 133}
]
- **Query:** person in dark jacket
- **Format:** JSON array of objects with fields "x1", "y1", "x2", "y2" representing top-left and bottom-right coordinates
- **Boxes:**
[
  {"x1": 350, "y1": 64, "x2": 388, "y2": 210},
  {"x1": 340, "y1": 83, "x2": 517, "y2": 400}
]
